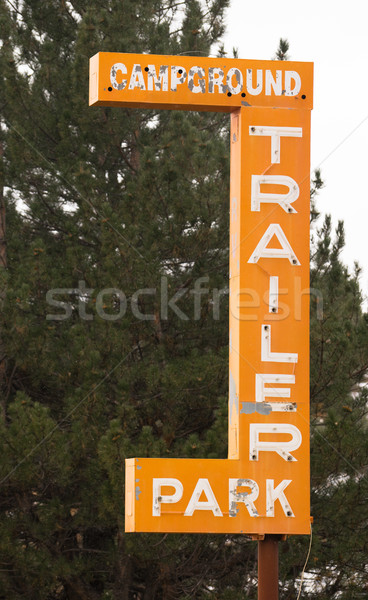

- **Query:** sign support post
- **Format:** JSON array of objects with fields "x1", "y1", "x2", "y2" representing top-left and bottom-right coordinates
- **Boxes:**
[
  {"x1": 258, "y1": 535, "x2": 280, "y2": 600},
  {"x1": 89, "y1": 52, "x2": 313, "y2": 598}
]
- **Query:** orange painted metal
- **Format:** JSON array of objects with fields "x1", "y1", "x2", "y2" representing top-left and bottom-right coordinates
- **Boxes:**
[
  {"x1": 89, "y1": 52, "x2": 313, "y2": 112},
  {"x1": 227, "y1": 106, "x2": 311, "y2": 534},
  {"x1": 89, "y1": 53, "x2": 313, "y2": 536}
]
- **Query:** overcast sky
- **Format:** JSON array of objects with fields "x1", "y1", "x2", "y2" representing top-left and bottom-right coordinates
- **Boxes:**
[{"x1": 223, "y1": 0, "x2": 368, "y2": 303}]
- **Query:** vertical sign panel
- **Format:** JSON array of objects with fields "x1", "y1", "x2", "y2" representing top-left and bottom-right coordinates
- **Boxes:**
[
  {"x1": 89, "y1": 53, "x2": 313, "y2": 536},
  {"x1": 229, "y1": 106, "x2": 311, "y2": 533}
]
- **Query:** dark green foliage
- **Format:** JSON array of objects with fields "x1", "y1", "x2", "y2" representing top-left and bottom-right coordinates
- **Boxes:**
[
  {"x1": 0, "y1": 2, "x2": 234, "y2": 598},
  {"x1": 274, "y1": 38, "x2": 290, "y2": 61},
  {"x1": 278, "y1": 213, "x2": 368, "y2": 599},
  {"x1": 0, "y1": 5, "x2": 367, "y2": 600},
  {"x1": 306, "y1": 217, "x2": 368, "y2": 599}
]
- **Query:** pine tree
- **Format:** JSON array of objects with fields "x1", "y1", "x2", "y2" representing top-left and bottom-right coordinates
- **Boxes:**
[
  {"x1": 274, "y1": 38, "x2": 290, "y2": 61},
  {"x1": 306, "y1": 216, "x2": 368, "y2": 599},
  {"x1": 1, "y1": 4, "x2": 367, "y2": 599},
  {"x1": 0, "y1": 1, "x2": 233, "y2": 598}
]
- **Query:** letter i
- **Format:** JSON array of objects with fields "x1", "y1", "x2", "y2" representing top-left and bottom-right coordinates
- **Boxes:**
[{"x1": 269, "y1": 276, "x2": 279, "y2": 313}]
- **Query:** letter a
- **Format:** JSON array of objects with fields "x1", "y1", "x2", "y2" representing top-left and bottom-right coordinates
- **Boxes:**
[
  {"x1": 248, "y1": 224, "x2": 300, "y2": 265},
  {"x1": 184, "y1": 479, "x2": 223, "y2": 517}
]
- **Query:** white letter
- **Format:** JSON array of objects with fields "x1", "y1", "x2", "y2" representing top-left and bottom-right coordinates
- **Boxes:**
[
  {"x1": 147, "y1": 65, "x2": 168, "y2": 91},
  {"x1": 188, "y1": 66, "x2": 206, "y2": 93},
  {"x1": 152, "y1": 478, "x2": 183, "y2": 516},
  {"x1": 227, "y1": 68, "x2": 243, "y2": 95},
  {"x1": 110, "y1": 63, "x2": 127, "y2": 91},
  {"x1": 251, "y1": 175, "x2": 299, "y2": 214},
  {"x1": 266, "y1": 479, "x2": 294, "y2": 517},
  {"x1": 248, "y1": 224, "x2": 300, "y2": 265},
  {"x1": 249, "y1": 126, "x2": 302, "y2": 164},
  {"x1": 261, "y1": 324, "x2": 298, "y2": 363},
  {"x1": 171, "y1": 66, "x2": 187, "y2": 91},
  {"x1": 269, "y1": 276, "x2": 278, "y2": 313},
  {"x1": 128, "y1": 64, "x2": 146, "y2": 90},
  {"x1": 208, "y1": 68, "x2": 225, "y2": 93},
  {"x1": 229, "y1": 479, "x2": 259, "y2": 517},
  {"x1": 184, "y1": 478, "x2": 223, "y2": 516},
  {"x1": 231, "y1": 196, "x2": 238, "y2": 223},
  {"x1": 231, "y1": 232, "x2": 237, "y2": 259},
  {"x1": 246, "y1": 69, "x2": 262, "y2": 95},
  {"x1": 265, "y1": 70, "x2": 282, "y2": 95},
  {"x1": 285, "y1": 71, "x2": 301, "y2": 96},
  {"x1": 255, "y1": 373, "x2": 296, "y2": 412},
  {"x1": 249, "y1": 423, "x2": 302, "y2": 461}
]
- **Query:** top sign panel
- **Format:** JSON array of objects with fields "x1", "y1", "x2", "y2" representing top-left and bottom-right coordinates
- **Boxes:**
[{"x1": 89, "y1": 52, "x2": 313, "y2": 112}]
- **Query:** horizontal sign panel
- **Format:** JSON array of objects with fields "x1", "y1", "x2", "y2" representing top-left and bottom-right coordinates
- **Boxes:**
[
  {"x1": 89, "y1": 52, "x2": 313, "y2": 112},
  {"x1": 126, "y1": 456, "x2": 310, "y2": 534}
]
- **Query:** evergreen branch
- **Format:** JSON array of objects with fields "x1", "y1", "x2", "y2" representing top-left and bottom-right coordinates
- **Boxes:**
[
  {"x1": 3, "y1": 118, "x2": 147, "y2": 261},
  {"x1": 0, "y1": 349, "x2": 133, "y2": 487}
]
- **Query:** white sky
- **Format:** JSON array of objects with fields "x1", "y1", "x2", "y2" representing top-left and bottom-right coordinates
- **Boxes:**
[{"x1": 223, "y1": 0, "x2": 368, "y2": 304}]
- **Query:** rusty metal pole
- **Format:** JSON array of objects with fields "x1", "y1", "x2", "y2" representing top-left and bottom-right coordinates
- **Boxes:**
[{"x1": 258, "y1": 535, "x2": 280, "y2": 600}]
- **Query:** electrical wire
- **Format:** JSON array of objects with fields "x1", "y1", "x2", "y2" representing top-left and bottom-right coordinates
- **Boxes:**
[{"x1": 296, "y1": 523, "x2": 313, "y2": 600}]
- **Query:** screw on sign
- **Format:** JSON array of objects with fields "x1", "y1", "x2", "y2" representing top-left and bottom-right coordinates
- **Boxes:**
[{"x1": 89, "y1": 53, "x2": 313, "y2": 540}]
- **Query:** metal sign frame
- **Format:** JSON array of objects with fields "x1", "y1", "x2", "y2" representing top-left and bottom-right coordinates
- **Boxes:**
[{"x1": 89, "y1": 52, "x2": 313, "y2": 537}]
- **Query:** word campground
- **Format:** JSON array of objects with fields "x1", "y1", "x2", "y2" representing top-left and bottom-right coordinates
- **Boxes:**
[
  {"x1": 90, "y1": 53, "x2": 313, "y2": 112},
  {"x1": 109, "y1": 61, "x2": 302, "y2": 97}
]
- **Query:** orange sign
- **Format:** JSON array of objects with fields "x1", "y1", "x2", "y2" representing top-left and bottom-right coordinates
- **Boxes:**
[
  {"x1": 89, "y1": 53, "x2": 313, "y2": 536},
  {"x1": 89, "y1": 52, "x2": 313, "y2": 111}
]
